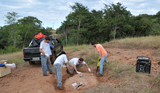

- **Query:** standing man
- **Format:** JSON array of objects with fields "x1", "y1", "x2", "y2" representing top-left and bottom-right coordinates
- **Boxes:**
[
  {"x1": 69, "y1": 58, "x2": 91, "y2": 75},
  {"x1": 53, "y1": 51, "x2": 68, "y2": 90},
  {"x1": 91, "y1": 41, "x2": 109, "y2": 77},
  {"x1": 40, "y1": 37, "x2": 52, "y2": 76}
]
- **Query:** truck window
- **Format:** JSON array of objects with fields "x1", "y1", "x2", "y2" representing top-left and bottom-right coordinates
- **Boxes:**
[
  {"x1": 55, "y1": 39, "x2": 58, "y2": 44},
  {"x1": 53, "y1": 40, "x2": 57, "y2": 45},
  {"x1": 56, "y1": 39, "x2": 61, "y2": 43}
]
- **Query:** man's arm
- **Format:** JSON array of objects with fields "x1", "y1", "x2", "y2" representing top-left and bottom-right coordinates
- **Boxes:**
[
  {"x1": 85, "y1": 63, "x2": 89, "y2": 68},
  {"x1": 85, "y1": 62, "x2": 91, "y2": 72},
  {"x1": 74, "y1": 64, "x2": 78, "y2": 72},
  {"x1": 98, "y1": 51, "x2": 102, "y2": 57},
  {"x1": 39, "y1": 48, "x2": 45, "y2": 55}
]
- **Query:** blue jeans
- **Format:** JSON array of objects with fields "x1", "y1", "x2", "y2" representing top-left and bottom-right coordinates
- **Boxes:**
[
  {"x1": 41, "y1": 55, "x2": 52, "y2": 75},
  {"x1": 54, "y1": 63, "x2": 62, "y2": 87},
  {"x1": 100, "y1": 54, "x2": 108, "y2": 75}
]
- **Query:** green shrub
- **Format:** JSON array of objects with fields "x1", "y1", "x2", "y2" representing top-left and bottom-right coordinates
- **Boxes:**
[
  {"x1": 5, "y1": 46, "x2": 20, "y2": 53},
  {"x1": 0, "y1": 49, "x2": 6, "y2": 54},
  {"x1": 0, "y1": 46, "x2": 21, "y2": 55}
]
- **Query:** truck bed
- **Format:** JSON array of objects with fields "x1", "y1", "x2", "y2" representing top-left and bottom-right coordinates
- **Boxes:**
[{"x1": 23, "y1": 47, "x2": 41, "y2": 61}]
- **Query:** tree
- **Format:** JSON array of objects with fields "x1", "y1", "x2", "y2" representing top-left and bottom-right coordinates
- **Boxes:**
[
  {"x1": 150, "y1": 23, "x2": 160, "y2": 35},
  {"x1": 5, "y1": 12, "x2": 20, "y2": 47},
  {"x1": 18, "y1": 16, "x2": 42, "y2": 47},
  {"x1": 103, "y1": 2, "x2": 132, "y2": 40},
  {"x1": 69, "y1": 2, "x2": 90, "y2": 45}
]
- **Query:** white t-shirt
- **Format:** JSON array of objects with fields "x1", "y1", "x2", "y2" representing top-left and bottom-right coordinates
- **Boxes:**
[
  {"x1": 54, "y1": 54, "x2": 68, "y2": 67},
  {"x1": 69, "y1": 58, "x2": 86, "y2": 65},
  {"x1": 40, "y1": 40, "x2": 49, "y2": 55}
]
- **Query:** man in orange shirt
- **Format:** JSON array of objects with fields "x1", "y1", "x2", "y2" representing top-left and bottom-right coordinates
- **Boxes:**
[{"x1": 91, "y1": 41, "x2": 109, "y2": 77}]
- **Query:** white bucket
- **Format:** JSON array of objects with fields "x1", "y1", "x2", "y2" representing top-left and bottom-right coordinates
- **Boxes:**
[{"x1": 5, "y1": 63, "x2": 16, "y2": 70}]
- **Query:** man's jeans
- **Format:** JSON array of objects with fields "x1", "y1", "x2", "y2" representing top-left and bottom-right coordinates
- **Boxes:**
[
  {"x1": 54, "y1": 63, "x2": 62, "y2": 87},
  {"x1": 100, "y1": 54, "x2": 109, "y2": 75},
  {"x1": 41, "y1": 55, "x2": 52, "y2": 75},
  {"x1": 69, "y1": 62, "x2": 83, "y2": 74}
]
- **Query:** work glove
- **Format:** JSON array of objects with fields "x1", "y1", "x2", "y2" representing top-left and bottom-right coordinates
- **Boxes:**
[
  {"x1": 45, "y1": 54, "x2": 49, "y2": 57},
  {"x1": 88, "y1": 68, "x2": 91, "y2": 72},
  {"x1": 77, "y1": 71, "x2": 82, "y2": 74}
]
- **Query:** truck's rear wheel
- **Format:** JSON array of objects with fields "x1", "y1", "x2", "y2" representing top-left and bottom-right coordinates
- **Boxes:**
[
  {"x1": 51, "y1": 53, "x2": 56, "y2": 64},
  {"x1": 29, "y1": 61, "x2": 35, "y2": 65}
]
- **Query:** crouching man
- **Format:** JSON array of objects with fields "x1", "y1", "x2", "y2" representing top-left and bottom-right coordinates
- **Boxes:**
[
  {"x1": 69, "y1": 58, "x2": 91, "y2": 75},
  {"x1": 53, "y1": 51, "x2": 68, "y2": 90}
]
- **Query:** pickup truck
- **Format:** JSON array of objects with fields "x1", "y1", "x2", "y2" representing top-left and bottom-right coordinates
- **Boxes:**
[{"x1": 23, "y1": 36, "x2": 63, "y2": 65}]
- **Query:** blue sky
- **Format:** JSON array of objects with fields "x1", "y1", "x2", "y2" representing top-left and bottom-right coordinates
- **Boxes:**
[{"x1": 0, "y1": 0, "x2": 160, "y2": 29}]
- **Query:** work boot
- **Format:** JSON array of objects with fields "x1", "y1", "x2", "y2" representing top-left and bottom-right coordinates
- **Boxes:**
[
  {"x1": 97, "y1": 73, "x2": 103, "y2": 77},
  {"x1": 57, "y1": 86, "x2": 64, "y2": 90},
  {"x1": 43, "y1": 74, "x2": 48, "y2": 76},
  {"x1": 70, "y1": 74, "x2": 73, "y2": 77}
]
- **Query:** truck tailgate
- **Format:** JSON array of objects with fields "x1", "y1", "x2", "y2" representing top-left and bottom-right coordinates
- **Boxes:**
[{"x1": 23, "y1": 47, "x2": 41, "y2": 61}]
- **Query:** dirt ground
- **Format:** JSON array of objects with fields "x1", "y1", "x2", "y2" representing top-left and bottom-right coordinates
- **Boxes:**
[{"x1": 0, "y1": 48, "x2": 160, "y2": 93}]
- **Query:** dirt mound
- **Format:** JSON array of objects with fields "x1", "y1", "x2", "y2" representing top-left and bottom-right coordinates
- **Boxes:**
[{"x1": 64, "y1": 73, "x2": 98, "y2": 92}]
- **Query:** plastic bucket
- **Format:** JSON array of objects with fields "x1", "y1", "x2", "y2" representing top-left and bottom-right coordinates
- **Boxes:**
[{"x1": 5, "y1": 63, "x2": 16, "y2": 70}]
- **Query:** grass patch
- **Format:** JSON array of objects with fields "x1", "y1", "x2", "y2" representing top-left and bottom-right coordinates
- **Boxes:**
[
  {"x1": 64, "y1": 44, "x2": 92, "y2": 52},
  {"x1": 149, "y1": 72, "x2": 160, "y2": 92},
  {"x1": 104, "y1": 36, "x2": 160, "y2": 49},
  {"x1": 79, "y1": 50, "x2": 88, "y2": 56},
  {"x1": 84, "y1": 61, "x2": 154, "y2": 93},
  {"x1": 0, "y1": 46, "x2": 21, "y2": 55},
  {"x1": 104, "y1": 60, "x2": 135, "y2": 79},
  {"x1": 85, "y1": 51, "x2": 99, "y2": 65},
  {"x1": 0, "y1": 51, "x2": 28, "y2": 67}
]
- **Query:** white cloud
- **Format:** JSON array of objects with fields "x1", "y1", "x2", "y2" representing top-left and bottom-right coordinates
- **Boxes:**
[
  {"x1": 57, "y1": 6, "x2": 68, "y2": 10},
  {"x1": 120, "y1": 0, "x2": 145, "y2": 3},
  {"x1": 99, "y1": 0, "x2": 107, "y2": 4},
  {"x1": 0, "y1": 0, "x2": 160, "y2": 29},
  {"x1": 147, "y1": 8, "x2": 159, "y2": 15},
  {"x1": 136, "y1": 3, "x2": 148, "y2": 8},
  {"x1": 67, "y1": 2, "x2": 74, "y2": 6}
]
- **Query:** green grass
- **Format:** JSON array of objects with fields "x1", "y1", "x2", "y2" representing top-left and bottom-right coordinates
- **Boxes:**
[
  {"x1": 104, "y1": 36, "x2": 160, "y2": 49},
  {"x1": 79, "y1": 50, "x2": 88, "y2": 56},
  {"x1": 0, "y1": 51, "x2": 28, "y2": 67},
  {"x1": 0, "y1": 46, "x2": 21, "y2": 55},
  {"x1": 64, "y1": 44, "x2": 92, "y2": 52},
  {"x1": 85, "y1": 51, "x2": 99, "y2": 65},
  {"x1": 83, "y1": 61, "x2": 155, "y2": 93}
]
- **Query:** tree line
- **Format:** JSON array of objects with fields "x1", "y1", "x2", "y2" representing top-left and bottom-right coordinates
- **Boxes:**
[
  {"x1": 0, "y1": 12, "x2": 52, "y2": 53},
  {"x1": 56, "y1": 2, "x2": 160, "y2": 46}
]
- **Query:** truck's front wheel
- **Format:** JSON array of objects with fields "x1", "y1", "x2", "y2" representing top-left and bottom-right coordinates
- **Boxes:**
[{"x1": 51, "y1": 53, "x2": 56, "y2": 64}]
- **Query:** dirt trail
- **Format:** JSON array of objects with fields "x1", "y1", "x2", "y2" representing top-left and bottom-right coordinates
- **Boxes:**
[{"x1": 0, "y1": 48, "x2": 160, "y2": 93}]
